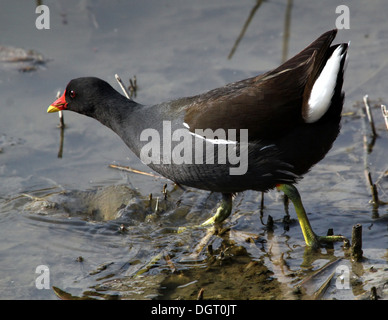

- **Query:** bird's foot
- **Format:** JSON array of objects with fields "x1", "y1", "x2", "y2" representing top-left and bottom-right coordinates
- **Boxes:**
[
  {"x1": 177, "y1": 193, "x2": 233, "y2": 233},
  {"x1": 301, "y1": 230, "x2": 348, "y2": 249}
]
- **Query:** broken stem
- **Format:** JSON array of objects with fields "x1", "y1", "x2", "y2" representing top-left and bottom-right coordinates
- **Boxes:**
[
  {"x1": 227, "y1": 0, "x2": 263, "y2": 59},
  {"x1": 363, "y1": 95, "x2": 377, "y2": 138},
  {"x1": 58, "y1": 110, "x2": 65, "y2": 128},
  {"x1": 55, "y1": 90, "x2": 65, "y2": 128},
  {"x1": 381, "y1": 104, "x2": 388, "y2": 130},
  {"x1": 55, "y1": 90, "x2": 65, "y2": 158},
  {"x1": 360, "y1": 98, "x2": 380, "y2": 207},
  {"x1": 197, "y1": 288, "x2": 205, "y2": 300},
  {"x1": 350, "y1": 223, "x2": 363, "y2": 262},
  {"x1": 367, "y1": 172, "x2": 380, "y2": 206},
  {"x1": 129, "y1": 76, "x2": 137, "y2": 98},
  {"x1": 109, "y1": 164, "x2": 167, "y2": 179},
  {"x1": 115, "y1": 74, "x2": 131, "y2": 99}
]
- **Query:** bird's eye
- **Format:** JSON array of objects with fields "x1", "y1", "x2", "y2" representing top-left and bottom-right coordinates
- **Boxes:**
[{"x1": 70, "y1": 90, "x2": 76, "y2": 98}]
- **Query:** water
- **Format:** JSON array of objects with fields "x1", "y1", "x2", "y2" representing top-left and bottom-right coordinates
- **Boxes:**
[{"x1": 0, "y1": 0, "x2": 387, "y2": 300}]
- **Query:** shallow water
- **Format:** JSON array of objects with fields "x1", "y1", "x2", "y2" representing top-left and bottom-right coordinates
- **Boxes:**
[{"x1": 0, "y1": 0, "x2": 387, "y2": 300}]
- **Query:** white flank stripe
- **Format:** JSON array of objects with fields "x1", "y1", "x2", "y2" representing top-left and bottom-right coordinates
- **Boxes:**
[
  {"x1": 305, "y1": 45, "x2": 344, "y2": 123},
  {"x1": 188, "y1": 130, "x2": 237, "y2": 144}
]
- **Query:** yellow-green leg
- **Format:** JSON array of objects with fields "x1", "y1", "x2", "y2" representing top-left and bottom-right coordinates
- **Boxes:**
[
  {"x1": 201, "y1": 193, "x2": 233, "y2": 227},
  {"x1": 276, "y1": 184, "x2": 347, "y2": 248}
]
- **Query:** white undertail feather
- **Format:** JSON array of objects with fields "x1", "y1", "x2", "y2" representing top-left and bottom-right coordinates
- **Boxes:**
[{"x1": 305, "y1": 45, "x2": 346, "y2": 123}]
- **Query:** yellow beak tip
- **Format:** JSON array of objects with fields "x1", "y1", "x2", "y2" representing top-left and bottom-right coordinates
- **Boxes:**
[{"x1": 47, "y1": 105, "x2": 60, "y2": 113}]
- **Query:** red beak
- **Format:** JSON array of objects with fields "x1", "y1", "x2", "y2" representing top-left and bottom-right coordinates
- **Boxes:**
[{"x1": 47, "y1": 90, "x2": 67, "y2": 113}]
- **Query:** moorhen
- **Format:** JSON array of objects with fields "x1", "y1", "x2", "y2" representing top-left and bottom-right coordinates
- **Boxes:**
[{"x1": 48, "y1": 29, "x2": 348, "y2": 248}]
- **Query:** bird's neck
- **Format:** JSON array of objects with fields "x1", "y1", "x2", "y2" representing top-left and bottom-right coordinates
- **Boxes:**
[
  {"x1": 92, "y1": 95, "x2": 149, "y2": 156},
  {"x1": 95, "y1": 95, "x2": 134, "y2": 127}
]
